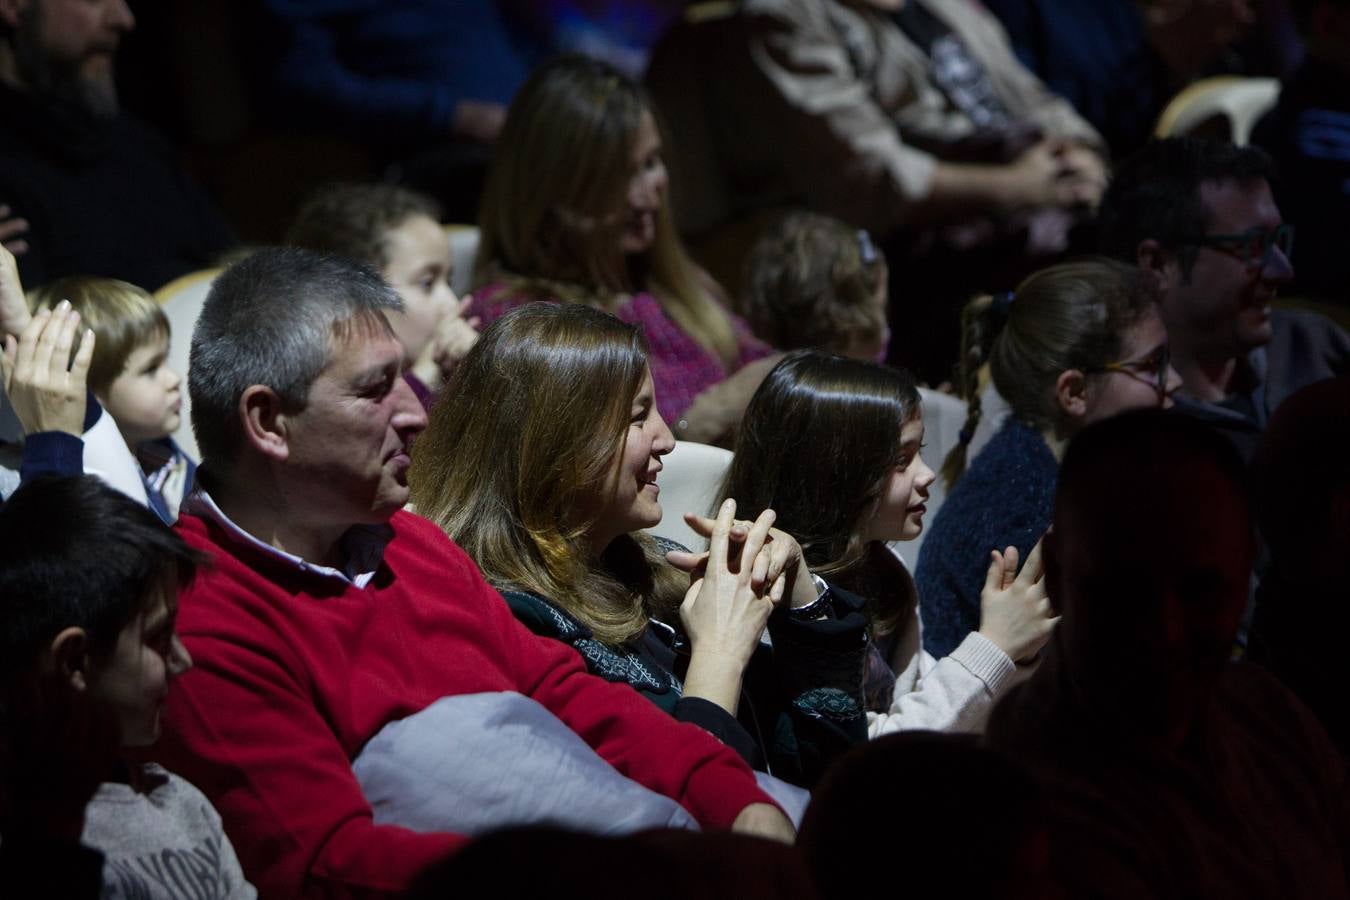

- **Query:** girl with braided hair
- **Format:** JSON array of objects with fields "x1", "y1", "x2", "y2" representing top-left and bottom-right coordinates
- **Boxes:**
[{"x1": 915, "y1": 257, "x2": 1181, "y2": 658}]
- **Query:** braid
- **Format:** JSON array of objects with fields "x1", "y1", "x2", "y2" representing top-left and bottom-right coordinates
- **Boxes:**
[{"x1": 940, "y1": 293, "x2": 1007, "y2": 488}]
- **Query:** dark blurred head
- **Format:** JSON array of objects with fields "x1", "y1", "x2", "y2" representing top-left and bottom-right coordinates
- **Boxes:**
[
  {"x1": 1252, "y1": 377, "x2": 1350, "y2": 582},
  {"x1": 406, "y1": 826, "x2": 818, "y2": 900},
  {"x1": 799, "y1": 732, "x2": 1053, "y2": 900},
  {"x1": 0, "y1": 0, "x2": 135, "y2": 117},
  {"x1": 1097, "y1": 138, "x2": 1287, "y2": 364},
  {"x1": 1047, "y1": 411, "x2": 1254, "y2": 741}
]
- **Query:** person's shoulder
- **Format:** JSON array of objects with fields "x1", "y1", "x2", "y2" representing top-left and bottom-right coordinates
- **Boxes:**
[
  {"x1": 388, "y1": 508, "x2": 474, "y2": 563},
  {"x1": 1270, "y1": 306, "x2": 1349, "y2": 343},
  {"x1": 497, "y1": 588, "x2": 588, "y2": 641}
]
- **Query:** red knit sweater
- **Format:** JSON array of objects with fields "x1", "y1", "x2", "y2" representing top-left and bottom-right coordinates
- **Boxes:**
[{"x1": 156, "y1": 509, "x2": 773, "y2": 899}]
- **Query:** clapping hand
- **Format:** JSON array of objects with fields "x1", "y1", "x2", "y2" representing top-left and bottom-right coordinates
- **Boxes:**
[
  {"x1": 671, "y1": 507, "x2": 819, "y2": 610},
  {"x1": 977, "y1": 538, "x2": 1058, "y2": 664},
  {"x1": 2, "y1": 302, "x2": 95, "y2": 437},
  {"x1": 666, "y1": 499, "x2": 783, "y2": 713}
]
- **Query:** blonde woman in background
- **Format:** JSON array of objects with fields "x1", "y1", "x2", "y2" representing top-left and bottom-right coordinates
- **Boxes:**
[{"x1": 470, "y1": 56, "x2": 779, "y2": 445}]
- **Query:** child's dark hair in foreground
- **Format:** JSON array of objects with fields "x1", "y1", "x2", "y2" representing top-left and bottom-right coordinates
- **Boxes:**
[
  {"x1": 0, "y1": 478, "x2": 255, "y2": 899},
  {"x1": 0, "y1": 475, "x2": 203, "y2": 682}
]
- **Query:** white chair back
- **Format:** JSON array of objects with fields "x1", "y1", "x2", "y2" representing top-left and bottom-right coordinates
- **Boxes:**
[
  {"x1": 649, "y1": 440, "x2": 734, "y2": 551},
  {"x1": 1154, "y1": 76, "x2": 1280, "y2": 145},
  {"x1": 154, "y1": 268, "x2": 221, "y2": 461},
  {"x1": 446, "y1": 225, "x2": 479, "y2": 299},
  {"x1": 899, "y1": 387, "x2": 969, "y2": 568}
]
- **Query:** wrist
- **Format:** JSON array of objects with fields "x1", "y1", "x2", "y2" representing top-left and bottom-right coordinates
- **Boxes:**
[{"x1": 789, "y1": 572, "x2": 828, "y2": 613}]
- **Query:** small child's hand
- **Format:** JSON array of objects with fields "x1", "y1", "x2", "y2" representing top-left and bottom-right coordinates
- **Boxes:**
[{"x1": 432, "y1": 295, "x2": 480, "y2": 381}]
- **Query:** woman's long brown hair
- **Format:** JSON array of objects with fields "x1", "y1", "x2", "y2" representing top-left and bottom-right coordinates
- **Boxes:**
[{"x1": 409, "y1": 304, "x2": 685, "y2": 644}]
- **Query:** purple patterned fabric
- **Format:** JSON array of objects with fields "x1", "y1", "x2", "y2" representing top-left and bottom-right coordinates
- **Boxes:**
[{"x1": 469, "y1": 283, "x2": 774, "y2": 422}]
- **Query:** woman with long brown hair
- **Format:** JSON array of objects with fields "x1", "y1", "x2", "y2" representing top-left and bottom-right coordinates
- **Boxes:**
[
  {"x1": 409, "y1": 304, "x2": 865, "y2": 784},
  {"x1": 470, "y1": 55, "x2": 777, "y2": 445}
]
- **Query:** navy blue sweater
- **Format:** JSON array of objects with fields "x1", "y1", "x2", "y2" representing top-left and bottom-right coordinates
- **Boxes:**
[{"x1": 915, "y1": 416, "x2": 1057, "y2": 658}]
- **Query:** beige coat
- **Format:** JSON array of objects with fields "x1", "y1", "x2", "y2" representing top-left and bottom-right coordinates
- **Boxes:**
[{"x1": 650, "y1": 0, "x2": 1103, "y2": 234}]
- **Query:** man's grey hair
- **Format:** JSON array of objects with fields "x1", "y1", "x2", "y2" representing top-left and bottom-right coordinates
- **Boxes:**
[{"x1": 189, "y1": 246, "x2": 403, "y2": 466}]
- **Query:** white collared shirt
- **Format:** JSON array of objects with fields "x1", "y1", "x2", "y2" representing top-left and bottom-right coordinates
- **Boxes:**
[{"x1": 182, "y1": 489, "x2": 394, "y2": 588}]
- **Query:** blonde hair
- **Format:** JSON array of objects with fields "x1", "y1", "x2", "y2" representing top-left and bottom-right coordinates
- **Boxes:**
[
  {"x1": 475, "y1": 55, "x2": 740, "y2": 368},
  {"x1": 409, "y1": 304, "x2": 685, "y2": 644},
  {"x1": 28, "y1": 277, "x2": 168, "y2": 395}
]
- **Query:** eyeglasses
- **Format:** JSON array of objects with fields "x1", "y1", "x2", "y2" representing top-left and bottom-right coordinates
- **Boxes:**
[
  {"x1": 1176, "y1": 224, "x2": 1294, "y2": 270},
  {"x1": 1088, "y1": 343, "x2": 1172, "y2": 402}
]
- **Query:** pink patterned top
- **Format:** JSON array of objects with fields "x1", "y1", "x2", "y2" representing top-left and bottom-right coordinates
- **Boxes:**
[{"x1": 468, "y1": 282, "x2": 775, "y2": 423}]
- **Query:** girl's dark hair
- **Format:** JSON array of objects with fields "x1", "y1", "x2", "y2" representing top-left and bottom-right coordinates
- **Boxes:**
[
  {"x1": 941, "y1": 257, "x2": 1159, "y2": 487},
  {"x1": 720, "y1": 350, "x2": 920, "y2": 633},
  {"x1": 0, "y1": 476, "x2": 207, "y2": 678}
]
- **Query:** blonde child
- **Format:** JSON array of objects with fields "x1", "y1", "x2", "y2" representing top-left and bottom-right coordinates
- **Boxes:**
[
  {"x1": 742, "y1": 211, "x2": 890, "y2": 362},
  {"x1": 29, "y1": 277, "x2": 192, "y2": 523}
]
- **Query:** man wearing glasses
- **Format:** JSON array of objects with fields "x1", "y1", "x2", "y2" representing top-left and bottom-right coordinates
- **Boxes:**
[{"x1": 1097, "y1": 136, "x2": 1350, "y2": 460}]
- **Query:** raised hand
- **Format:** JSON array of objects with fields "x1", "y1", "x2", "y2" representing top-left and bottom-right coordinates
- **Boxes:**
[
  {"x1": 431, "y1": 294, "x2": 480, "y2": 381},
  {"x1": 2, "y1": 302, "x2": 95, "y2": 437},
  {"x1": 0, "y1": 203, "x2": 29, "y2": 256},
  {"x1": 0, "y1": 243, "x2": 31, "y2": 337},
  {"x1": 977, "y1": 538, "x2": 1058, "y2": 663}
]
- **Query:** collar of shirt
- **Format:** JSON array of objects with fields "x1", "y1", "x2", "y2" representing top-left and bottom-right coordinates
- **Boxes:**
[{"x1": 182, "y1": 488, "x2": 394, "y2": 588}]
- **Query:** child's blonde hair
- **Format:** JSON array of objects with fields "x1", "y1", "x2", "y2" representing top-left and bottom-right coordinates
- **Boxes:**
[
  {"x1": 28, "y1": 277, "x2": 169, "y2": 395},
  {"x1": 742, "y1": 211, "x2": 888, "y2": 355}
]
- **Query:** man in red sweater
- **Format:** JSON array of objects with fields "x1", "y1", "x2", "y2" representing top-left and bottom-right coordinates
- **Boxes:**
[{"x1": 154, "y1": 247, "x2": 791, "y2": 899}]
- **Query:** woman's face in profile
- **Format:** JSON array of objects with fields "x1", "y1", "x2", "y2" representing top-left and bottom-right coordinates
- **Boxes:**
[{"x1": 618, "y1": 111, "x2": 669, "y2": 257}]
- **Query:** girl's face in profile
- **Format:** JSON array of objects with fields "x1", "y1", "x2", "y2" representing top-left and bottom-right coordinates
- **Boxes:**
[
  {"x1": 381, "y1": 213, "x2": 460, "y2": 364},
  {"x1": 1083, "y1": 309, "x2": 1182, "y2": 425},
  {"x1": 862, "y1": 414, "x2": 935, "y2": 543}
]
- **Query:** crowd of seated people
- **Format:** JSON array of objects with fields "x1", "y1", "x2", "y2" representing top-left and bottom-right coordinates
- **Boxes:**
[{"x1": 2, "y1": 1, "x2": 1350, "y2": 898}]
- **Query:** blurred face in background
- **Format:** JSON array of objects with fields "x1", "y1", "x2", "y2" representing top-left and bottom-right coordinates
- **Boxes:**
[{"x1": 5, "y1": 0, "x2": 135, "y2": 117}]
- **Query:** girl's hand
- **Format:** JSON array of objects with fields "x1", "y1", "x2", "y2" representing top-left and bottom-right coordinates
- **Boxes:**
[
  {"x1": 432, "y1": 295, "x2": 480, "y2": 381},
  {"x1": 677, "y1": 509, "x2": 817, "y2": 609},
  {"x1": 671, "y1": 500, "x2": 778, "y2": 713},
  {"x1": 977, "y1": 538, "x2": 1058, "y2": 663}
]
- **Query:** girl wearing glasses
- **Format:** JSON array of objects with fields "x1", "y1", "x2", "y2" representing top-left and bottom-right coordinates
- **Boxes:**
[{"x1": 916, "y1": 257, "x2": 1182, "y2": 660}]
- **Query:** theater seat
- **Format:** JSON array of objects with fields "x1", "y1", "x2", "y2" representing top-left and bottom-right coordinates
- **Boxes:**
[
  {"x1": 1154, "y1": 76, "x2": 1280, "y2": 145},
  {"x1": 901, "y1": 387, "x2": 969, "y2": 569},
  {"x1": 445, "y1": 225, "x2": 479, "y2": 299},
  {"x1": 650, "y1": 440, "x2": 734, "y2": 551},
  {"x1": 154, "y1": 268, "x2": 221, "y2": 461}
]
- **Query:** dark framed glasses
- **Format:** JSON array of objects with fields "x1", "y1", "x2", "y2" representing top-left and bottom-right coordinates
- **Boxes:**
[
  {"x1": 1176, "y1": 223, "x2": 1294, "y2": 270},
  {"x1": 1088, "y1": 343, "x2": 1171, "y2": 402}
]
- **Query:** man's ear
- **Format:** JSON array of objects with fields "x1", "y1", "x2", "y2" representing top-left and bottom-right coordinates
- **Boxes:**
[
  {"x1": 1055, "y1": 369, "x2": 1089, "y2": 420},
  {"x1": 239, "y1": 385, "x2": 291, "y2": 462},
  {"x1": 0, "y1": 0, "x2": 26, "y2": 31},
  {"x1": 1135, "y1": 239, "x2": 1174, "y2": 290},
  {"x1": 50, "y1": 627, "x2": 91, "y2": 692}
]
